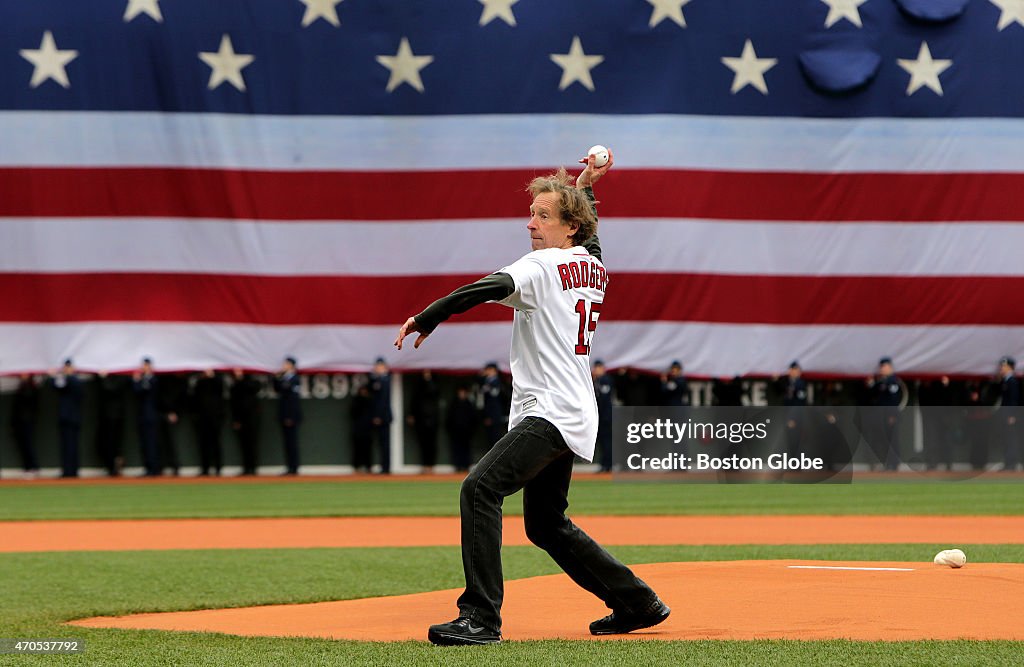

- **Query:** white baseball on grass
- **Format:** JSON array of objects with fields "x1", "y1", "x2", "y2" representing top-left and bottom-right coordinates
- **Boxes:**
[
  {"x1": 933, "y1": 548, "x2": 967, "y2": 568},
  {"x1": 587, "y1": 145, "x2": 609, "y2": 168}
]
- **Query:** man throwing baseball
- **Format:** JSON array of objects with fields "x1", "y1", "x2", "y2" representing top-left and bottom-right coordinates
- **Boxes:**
[{"x1": 394, "y1": 149, "x2": 669, "y2": 645}]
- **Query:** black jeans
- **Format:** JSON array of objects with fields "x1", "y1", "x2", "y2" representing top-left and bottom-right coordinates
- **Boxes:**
[{"x1": 457, "y1": 416, "x2": 658, "y2": 631}]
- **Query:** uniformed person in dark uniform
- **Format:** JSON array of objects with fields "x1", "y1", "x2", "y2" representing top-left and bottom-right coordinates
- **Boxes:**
[
  {"x1": 50, "y1": 359, "x2": 84, "y2": 478},
  {"x1": 95, "y1": 371, "x2": 130, "y2": 476},
  {"x1": 229, "y1": 368, "x2": 262, "y2": 475},
  {"x1": 615, "y1": 368, "x2": 656, "y2": 407},
  {"x1": 818, "y1": 380, "x2": 854, "y2": 472},
  {"x1": 964, "y1": 378, "x2": 995, "y2": 470},
  {"x1": 918, "y1": 376, "x2": 955, "y2": 471},
  {"x1": 133, "y1": 358, "x2": 162, "y2": 476},
  {"x1": 446, "y1": 385, "x2": 477, "y2": 472},
  {"x1": 779, "y1": 361, "x2": 808, "y2": 457},
  {"x1": 480, "y1": 362, "x2": 507, "y2": 447},
  {"x1": 10, "y1": 374, "x2": 40, "y2": 477},
  {"x1": 369, "y1": 357, "x2": 394, "y2": 474},
  {"x1": 865, "y1": 357, "x2": 903, "y2": 471},
  {"x1": 996, "y1": 356, "x2": 1020, "y2": 471},
  {"x1": 713, "y1": 376, "x2": 744, "y2": 406},
  {"x1": 192, "y1": 369, "x2": 226, "y2": 476},
  {"x1": 158, "y1": 370, "x2": 186, "y2": 476},
  {"x1": 274, "y1": 356, "x2": 302, "y2": 475},
  {"x1": 660, "y1": 360, "x2": 688, "y2": 406},
  {"x1": 409, "y1": 369, "x2": 441, "y2": 473},
  {"x1": 592, "y1": 360, "x2": 614, "y2": 472},
  {"x1": 350, "y1": 383, "x2": 374, "y2": 472}
]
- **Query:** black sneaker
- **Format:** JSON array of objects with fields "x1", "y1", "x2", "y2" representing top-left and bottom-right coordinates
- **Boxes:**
[
  {"x1": 427, "y1": 617, "x2": 501, "y2": 646},
  {"x1": 589, "y1": 598, "x2": 671, "y2": 635}
]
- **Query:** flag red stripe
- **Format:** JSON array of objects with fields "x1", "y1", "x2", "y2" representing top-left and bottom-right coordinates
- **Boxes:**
[
  {"x1": 2, "y1": 167, "x2": 1023, "y2": 222},
  {"x1": 2, "y1": 272, "x2": 1021, "y2": 325}
]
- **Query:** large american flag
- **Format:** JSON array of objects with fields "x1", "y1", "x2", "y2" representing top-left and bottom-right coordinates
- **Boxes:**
[{"x1": 2, "y1": 0, "x2": 1023, "y2": 376}]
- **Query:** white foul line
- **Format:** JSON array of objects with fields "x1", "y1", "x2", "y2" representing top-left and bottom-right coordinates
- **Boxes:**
[{"x1": 787, "y1": 566, "x2": 915, "y2": 571}]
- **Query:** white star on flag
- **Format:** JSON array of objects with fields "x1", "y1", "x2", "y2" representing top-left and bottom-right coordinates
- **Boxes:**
[
  {"x1": 376, "y1": 37, "x2": 434, "y2": 93},
  {"x1": 550, "y1": 36, "x2": 604, "y2": 91},
  {"x1": 820, "y1": 0, "x2": 868, "y2": 28},
  {"x1": 123, "y1": 0, "x2": 163, "y2": 23},
  {"x1": 199, "y1": 35, "x2": 255, "y2": 92},
  {"x1": 989, "y1": 0, "x2": 1024, "y2": 30},
  {"x1": 478, "y1": 0, "x2": 519, "y2": 26},
  {"x1": 647, "y1": 0, "x2": 691, "y2": 28},
  {"x1": 19, "y1": 31, "x2": 79, "y2": 89},
  {"x1": 299, "y1": 0, "x2": 342, "y2": 27},
  {"x1": 897, "y1": 41, "x2": 952, "y2": 96},
  {"x1": 721, "y1": 39, "x2": 777, "y2": 95}
]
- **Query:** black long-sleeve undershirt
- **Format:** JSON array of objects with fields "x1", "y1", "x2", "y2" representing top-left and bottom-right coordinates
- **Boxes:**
[{"x1": 414, "y1": 272, "x2": 516, "y2": 334}]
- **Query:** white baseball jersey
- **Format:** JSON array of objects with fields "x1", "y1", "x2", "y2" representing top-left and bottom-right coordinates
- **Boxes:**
[{"x1": 498, "y1": 246, "x2": 608, "y2": 461}]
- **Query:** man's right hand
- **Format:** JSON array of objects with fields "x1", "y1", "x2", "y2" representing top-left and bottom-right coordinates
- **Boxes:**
[
  {"x1": 576, "y1": 148, "x2": 614, "y2": 189},
  {"x1": 395, "y1": 317, "x2": 429, "y2": 350}
]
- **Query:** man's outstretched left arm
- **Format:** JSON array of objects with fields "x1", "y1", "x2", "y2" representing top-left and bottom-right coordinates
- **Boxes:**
[{"x1": 394, "y1": 272, "x2": 515, "y2": 350}]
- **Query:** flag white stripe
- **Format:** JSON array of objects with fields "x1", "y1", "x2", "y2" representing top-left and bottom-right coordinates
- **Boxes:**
[
  {"x1": 3, "y1": 111, "x2": 1024, "y2": 173},
  {"x1": 3, "y1": 217, "x2": 1023, "y2": 277},
  {"x1": 1, "y1": 322, "x2": 1021, "y2": 376}
]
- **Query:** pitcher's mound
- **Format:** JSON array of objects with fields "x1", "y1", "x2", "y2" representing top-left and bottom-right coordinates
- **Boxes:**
[{"x1": 70, "y1": 560, "x2": 1024, "y2": 641}]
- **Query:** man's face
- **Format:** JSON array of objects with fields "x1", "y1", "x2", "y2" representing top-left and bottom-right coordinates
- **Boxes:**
[
  {"x1": 879, "y1": 362, "x2": 893, "y2": 377},
  {"x1": 788, "y1": 367, "x2": 800, "y2": 379},
  {"x1": 1001, "y1": 362, "x2": 1013, "y2": 376},
  {"x1": 592, "y1": 364, "x2": 605, "y2": 378},
  {"x1": 528, "y1": 192, "x2": 575, "y2": 251}
]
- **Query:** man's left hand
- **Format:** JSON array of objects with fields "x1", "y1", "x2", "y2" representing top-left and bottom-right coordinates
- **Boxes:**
[{"x1": 395, "y1": 317, "x2": 430, "y2": 350}]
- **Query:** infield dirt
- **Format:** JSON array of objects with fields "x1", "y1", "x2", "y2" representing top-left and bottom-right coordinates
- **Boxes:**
[{"x1": 71, "y1": 560, "x2": 1024, "y2": 641}]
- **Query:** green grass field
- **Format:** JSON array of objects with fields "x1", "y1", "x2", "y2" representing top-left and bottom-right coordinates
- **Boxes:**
[
  {"x1": 1, "y1": 479, "x2": 1022, "y2": 665},
  {"x1": 2, "y1": 478, "x2": 1022, "y2": 520}
]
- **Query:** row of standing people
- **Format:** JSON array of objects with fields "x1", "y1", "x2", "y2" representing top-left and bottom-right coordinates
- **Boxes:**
[
  {"x1": 6, "y1": 356, "x2": 514, "y2": 477},
  {"x1": 590, "y1": 359, "x2": 754, "y2": 472},
  {"x1": 591, "y1": 356, "x2": 1023, "y2": 472},
  {"x1": 369, "y1": 362, "x2": 511, "y2": 473},
  {"x1": 772, "y1": 356, "x2": 1021, "y2": 472},
  {"x1": 8, "y1": 357, "x2": 294, "y2": 478}
]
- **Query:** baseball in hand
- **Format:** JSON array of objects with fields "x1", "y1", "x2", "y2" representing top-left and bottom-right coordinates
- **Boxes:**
[
  {"x1": 587, "y1": 145, "x2": 610, "y2": 168},
  {"x1": 933, "y1": 548, "x2": 967, "y2": 568}
]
